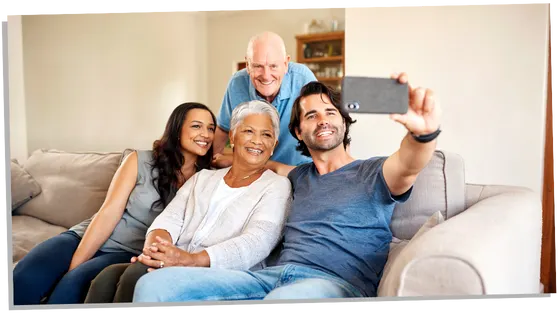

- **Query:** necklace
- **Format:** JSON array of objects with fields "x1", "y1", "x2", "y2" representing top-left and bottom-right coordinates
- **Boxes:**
[
  {"x1": 241, "y1": 173, "x2": 256, "y2": 180},
  {"x1": 234, "y1": 167, "x2": 265, "y2": 180}
]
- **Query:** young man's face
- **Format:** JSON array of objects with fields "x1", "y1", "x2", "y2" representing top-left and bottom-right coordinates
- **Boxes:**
[{"x1": 295, "y1": 93, "x2": 346, "y2": 154}]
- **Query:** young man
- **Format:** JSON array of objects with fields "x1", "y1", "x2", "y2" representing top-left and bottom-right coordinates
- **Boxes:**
[
  {"x1": 132, "y1": 73, "x2": 442, "y2": 301},
  {"x1": 211, "y1": 31, "x2": 316, "y2": 171}
]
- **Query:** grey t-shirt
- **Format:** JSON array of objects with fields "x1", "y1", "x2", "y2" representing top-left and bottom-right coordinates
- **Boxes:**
[
  {"x1": 275, "y1": 157, "x2": 412, "y2": 297},
  {"x1": 70, "y1": 150, "x2": 172, "y2": 255}
]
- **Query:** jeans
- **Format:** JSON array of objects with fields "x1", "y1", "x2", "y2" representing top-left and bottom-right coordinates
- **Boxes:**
[
  {"x1": 13, "y1": 231, "x2": 135, "y2": 305},
  {"x1": 85, "y1": 261, "x2": 149, "y2": 303},
  {"x1": 133, "y1": 264, "x2": 364, "y2": 302}
]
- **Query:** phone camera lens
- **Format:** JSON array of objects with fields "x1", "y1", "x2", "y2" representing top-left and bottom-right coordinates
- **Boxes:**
[{"x1": 347, "y1": 102, "x2": 359, "y2": 110}]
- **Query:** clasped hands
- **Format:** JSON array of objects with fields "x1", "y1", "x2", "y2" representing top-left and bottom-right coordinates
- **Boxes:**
[{"x1": 132, "y1": 236, "x2": 198, "y2": 272}]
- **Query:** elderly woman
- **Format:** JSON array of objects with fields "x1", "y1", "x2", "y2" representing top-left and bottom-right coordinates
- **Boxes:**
[{"x1": 84, "y1": 100, "x2": 291, "y2": 303}]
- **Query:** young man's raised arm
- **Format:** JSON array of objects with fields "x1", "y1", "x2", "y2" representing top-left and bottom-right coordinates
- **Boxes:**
[{"x1": 382, "y1": 73, "x2": 442, "y2": 196}]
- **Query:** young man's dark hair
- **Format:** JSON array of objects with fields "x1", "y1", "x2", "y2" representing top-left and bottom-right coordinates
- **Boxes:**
[{"x1": 288, "y1": 81, "x2": 357, "y2": 157}]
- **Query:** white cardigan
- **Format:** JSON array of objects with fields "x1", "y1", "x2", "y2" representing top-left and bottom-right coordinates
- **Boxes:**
[{"x1": 146, "y1": 167, "x2": 292, "y2": 270}]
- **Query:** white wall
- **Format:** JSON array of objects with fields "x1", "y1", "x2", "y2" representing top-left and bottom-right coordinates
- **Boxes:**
[
  {"x1": 206, "y1": 8, "x2": 345, "y2": 114},
  {"x1": 21, "y1": 12, "x2": 208, "y2": 154},
  {"x1": 8, "y1": 16, "x2": 28, "y2": 163},
  {"x1": 345, "y1": 4, "x2": 549, "y2": 195}
]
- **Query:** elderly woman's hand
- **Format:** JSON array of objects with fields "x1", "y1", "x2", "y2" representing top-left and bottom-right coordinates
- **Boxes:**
[
  {"x1": 139, "y1": 236, "x2": 210, "y2": 272},
  {"x1": 131, "y1": 253, "x2": 157, "y2": 265},
  {"x1": 135, "y1": 249, "x2": 164, "y2": 270}
]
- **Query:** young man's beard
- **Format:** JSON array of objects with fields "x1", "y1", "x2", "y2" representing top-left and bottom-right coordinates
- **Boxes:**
[{"x1": 302, "y1": 124, "x2": 346, "y2": 153}]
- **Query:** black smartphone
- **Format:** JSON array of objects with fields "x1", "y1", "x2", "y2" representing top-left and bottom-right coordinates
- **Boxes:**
[{"x1": 341, "y1": 76, "x2": 409, "y2": 114}]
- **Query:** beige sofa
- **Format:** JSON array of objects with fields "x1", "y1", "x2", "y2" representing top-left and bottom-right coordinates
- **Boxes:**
[
  {"x1": 9, "y1": 148, "x2": 543, "y2": 297},
  {"x1": 10, "y1": 149, "x2": 131, "y2": 264}
]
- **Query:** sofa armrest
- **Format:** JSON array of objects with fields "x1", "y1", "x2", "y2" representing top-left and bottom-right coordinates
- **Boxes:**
[
  {"x1": 380, "y1": 187, "x2": 542, "y2": 296},
  {"x1": 466, "y1": 184, "x2": 534, "y2": 209}
]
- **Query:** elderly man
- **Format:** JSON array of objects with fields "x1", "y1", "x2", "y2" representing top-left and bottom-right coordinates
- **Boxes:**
[{"x1": 212, "y1": 31, "x2": 316, "y2": 172}]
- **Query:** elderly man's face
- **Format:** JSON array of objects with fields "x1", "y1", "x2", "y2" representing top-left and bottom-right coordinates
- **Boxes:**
[{"x1": 246, "y1": 43, "x2": 290, "y2": 103}]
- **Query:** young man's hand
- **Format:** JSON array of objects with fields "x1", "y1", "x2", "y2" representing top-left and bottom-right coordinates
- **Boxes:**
[{"x1": 388, "y1": 72, "x2": 441, "y2": 135}]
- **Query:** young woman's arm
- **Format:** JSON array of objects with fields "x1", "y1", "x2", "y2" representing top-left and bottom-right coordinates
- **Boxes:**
[{"x1": 68, "y1": 151, "x2": 139, "y2": 271}]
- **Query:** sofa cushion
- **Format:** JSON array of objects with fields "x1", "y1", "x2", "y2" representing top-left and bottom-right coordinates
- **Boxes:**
[
  {"x1": 390, "y1": 150, "x2": 466, "y2": 240},
  {"x1": 378, "y1": 211, "x2": 445, "y2": 296},
  {"x1": 14, "y1": 149, "x2": 123, "y2": 229},
  {"x1": 11, "y1": 215, "x2": 68, "y2": 263},
  {"x1": 11, "y1": 160, "x2": 42, "y2": 211}
]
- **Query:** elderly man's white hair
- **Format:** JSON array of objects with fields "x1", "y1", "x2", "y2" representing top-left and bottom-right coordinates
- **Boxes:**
[
  {"x1": 245, "y1": 31, "x2": 287, "y2": 60},
  {"x1": 230, "y1": 100, "x2": 281, "y2": 142}
]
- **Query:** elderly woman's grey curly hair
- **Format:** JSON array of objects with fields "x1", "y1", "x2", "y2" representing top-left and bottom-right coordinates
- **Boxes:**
[{"x1": 230, "y1": 100, "x2": 280, "y2": 142}]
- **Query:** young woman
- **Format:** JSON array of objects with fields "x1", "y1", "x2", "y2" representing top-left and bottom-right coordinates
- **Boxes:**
[{"x1": 13, "y1": 102, "x2": 217, "y2": 305}]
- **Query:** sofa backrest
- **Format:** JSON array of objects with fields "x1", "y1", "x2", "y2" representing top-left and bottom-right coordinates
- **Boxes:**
[
  {"x1": 390, "y1": 150, "x2": 466, "y2": 240},
  {"x1": 14, "y1": 149, "x2": 125, "y2": 229},
  {"x1": 14, "y1": 148, "x2": 466, "y2": 239}
]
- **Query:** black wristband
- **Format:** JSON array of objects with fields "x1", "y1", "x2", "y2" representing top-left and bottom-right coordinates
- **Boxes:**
[{"x1": 411, "y1": 128, "x2": 441, "y2": 143}]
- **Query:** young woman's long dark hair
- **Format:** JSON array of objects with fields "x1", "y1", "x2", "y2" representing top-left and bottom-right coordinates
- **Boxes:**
[{"x1": 150, "y1": 102, "x2": 216, "y2": 211}]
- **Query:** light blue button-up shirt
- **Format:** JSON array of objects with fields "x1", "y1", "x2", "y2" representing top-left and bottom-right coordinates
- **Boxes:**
[{"x1": 217, "y1": 62, "x2": 317, "y2": 166}]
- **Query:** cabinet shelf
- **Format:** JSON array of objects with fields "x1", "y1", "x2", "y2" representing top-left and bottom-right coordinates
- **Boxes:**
[
  {"x1": 300, "y1": 56, "x2": 343, "y2": 63},
  {"x1": 296, "y1": 31, "x2": 345, "y2": 91},
  {"x1": 316, "y1": 77, "x2": 342, "y2": 82},
  {"x1": 296, "y1": 31, "x2": 345, "y2": 42}
]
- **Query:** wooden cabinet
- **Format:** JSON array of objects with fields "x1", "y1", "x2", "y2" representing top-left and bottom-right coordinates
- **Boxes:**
[{"x1": 295, "y1": 31, "x2": 345, "y2": 91}]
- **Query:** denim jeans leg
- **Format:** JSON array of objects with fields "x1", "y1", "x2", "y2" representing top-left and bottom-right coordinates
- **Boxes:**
[
  {"x1": 133, "y1": 266, "x2": 285, "y2": 302},
  {"x1": 12, "y1": 231, "x2": 81, "y2": 305},
  {"x1": 264, "y1": 265, "x2": 364, "y2": 300}
]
